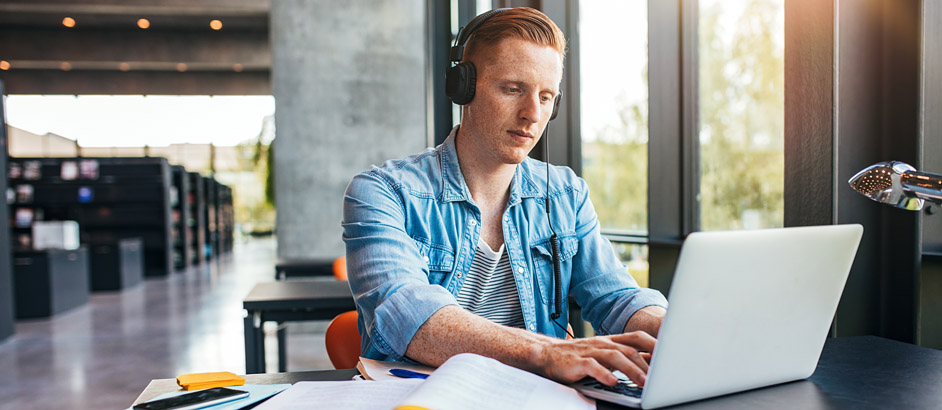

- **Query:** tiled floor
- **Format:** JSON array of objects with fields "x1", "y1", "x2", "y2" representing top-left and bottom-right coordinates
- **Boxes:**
[{"x1": 0, "y1": 237, "x2": 333, "y2": 410}]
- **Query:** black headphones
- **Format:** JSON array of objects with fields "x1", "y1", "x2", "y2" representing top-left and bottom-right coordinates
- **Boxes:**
[{"x1": 445, "y1": 8, "x2": 561, "y2": 121}]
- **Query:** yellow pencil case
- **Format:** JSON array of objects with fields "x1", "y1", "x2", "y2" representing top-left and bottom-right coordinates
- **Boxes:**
[{"x1": 176, "y1": 371, "x2": 246, "y2": 391}]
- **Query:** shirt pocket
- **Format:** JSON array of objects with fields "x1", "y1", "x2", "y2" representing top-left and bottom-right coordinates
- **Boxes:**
[
  {"x1": 412, "y1": 236, "x2": 455, "y2": 285},
  {"x1": 530, "y1": 234, "x2": 579, "y2": 305}
]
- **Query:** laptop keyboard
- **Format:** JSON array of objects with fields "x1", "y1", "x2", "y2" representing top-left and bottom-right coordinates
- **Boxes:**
[{"x1": 581, "y1": 379, "x2": 643, "y2": 398}]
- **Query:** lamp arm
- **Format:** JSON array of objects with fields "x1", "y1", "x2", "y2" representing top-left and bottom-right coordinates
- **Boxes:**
[{"x1": 901, "y1": 171, "x2": 942, "y2": 204}]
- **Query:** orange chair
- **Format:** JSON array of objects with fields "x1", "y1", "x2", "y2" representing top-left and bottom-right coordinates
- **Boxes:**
[
  {"x1": 325, "y1": 310, "x2": 361, "y2": 369},
  {"x1": 333, "y1": 256, "x2": 348, "y2": 281}
]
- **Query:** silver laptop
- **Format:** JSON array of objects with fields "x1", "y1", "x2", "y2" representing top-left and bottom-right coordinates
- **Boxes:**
[{"x1": 573, "y1": 224, "x2": 863, "y2": 409}]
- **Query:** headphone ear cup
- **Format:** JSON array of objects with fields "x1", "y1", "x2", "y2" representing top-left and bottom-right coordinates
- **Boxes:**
[
  {"x1": 445, "y1": 62, "x2": 476, "y2": 105},
  {"x1": 550, "y1": 93, "x2": 562, "y2": 121}
]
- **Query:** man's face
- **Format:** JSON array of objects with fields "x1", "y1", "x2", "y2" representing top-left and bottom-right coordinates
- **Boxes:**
[{"x1": 462, "y1": 38, "x2": 563, "y2": 165}]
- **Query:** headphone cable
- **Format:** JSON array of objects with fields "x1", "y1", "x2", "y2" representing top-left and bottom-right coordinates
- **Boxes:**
[{"x1": 544, "y1": 125, "x2": 574, "y2": 340}]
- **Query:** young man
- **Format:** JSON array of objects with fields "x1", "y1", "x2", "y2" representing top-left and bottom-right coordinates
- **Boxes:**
[{"x1": 342, "y1": 7, "x2": 667, "y2": 387}]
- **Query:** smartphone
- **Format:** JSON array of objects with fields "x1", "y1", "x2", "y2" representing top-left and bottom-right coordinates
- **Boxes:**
[{"x1": 133, "y1": 387, "x2": 249, "y2": 410}]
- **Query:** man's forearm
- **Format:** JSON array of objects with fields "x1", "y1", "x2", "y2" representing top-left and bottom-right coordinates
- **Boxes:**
[
  {"x1": 406, "y1": 304, "x2": 661, "y2": 387},
  {"x1": 624, "y1": 305, "x2": 667, "y2": 337},
  {"x1": 404, "y1": 305, "x2": 555, "y2": 372}
]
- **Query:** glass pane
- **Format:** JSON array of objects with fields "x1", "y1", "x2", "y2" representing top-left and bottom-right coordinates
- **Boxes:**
[
  {"x1": 580, "y1": 1, "x2": 648, "y2": 233},
  {"x1": 699, "y1": 0, "x2": 785, "y2": 230},
  {"x1": 612, "y1": 243, "x2": 649, "y2": 288}
]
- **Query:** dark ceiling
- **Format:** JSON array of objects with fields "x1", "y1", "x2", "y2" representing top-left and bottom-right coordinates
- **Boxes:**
[{"x1": 0, "y1": 0, "x2": 271, "y2": 95}]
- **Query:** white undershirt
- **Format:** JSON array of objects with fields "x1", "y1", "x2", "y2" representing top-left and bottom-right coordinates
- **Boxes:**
[{"x1": 455, "y1": 240, "x2": 526, "y2": 328}]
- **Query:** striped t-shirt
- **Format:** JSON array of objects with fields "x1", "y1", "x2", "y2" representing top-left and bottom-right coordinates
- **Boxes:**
[{"x1": 455, "y1": 240, "x2": 525, "y2": 328}]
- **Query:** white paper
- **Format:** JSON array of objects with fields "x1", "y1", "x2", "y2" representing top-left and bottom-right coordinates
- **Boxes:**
[
  {"x1": 252, "y1": 379, "x2": 423, "y2": 410},
  {"x1": 357, "y1": 357, "x2": 436, "y2": 381},
  {"x1": 398, "y1": 353, "x2": 595, "y2": 410}
]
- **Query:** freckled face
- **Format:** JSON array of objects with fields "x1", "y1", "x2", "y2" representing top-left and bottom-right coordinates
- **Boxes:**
[{"x1": 461, "y1": 38, "x2": 563, "y2": 166}]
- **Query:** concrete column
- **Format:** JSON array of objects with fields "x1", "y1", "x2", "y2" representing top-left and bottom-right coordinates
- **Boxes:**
[{"x1": 271, "y1": 0, "x2": 428, "y2": 260}]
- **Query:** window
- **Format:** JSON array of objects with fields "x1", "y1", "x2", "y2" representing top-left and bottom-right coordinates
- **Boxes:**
[
  {"x1": 579, "y1": 0, "x2": 649, "y2": 234},
  {"x1": 579, "y1": 1, "x2": 650, "y2": 286},
  {"x1": 698, "y1": 0, "x2": 785, "y2": 230}
]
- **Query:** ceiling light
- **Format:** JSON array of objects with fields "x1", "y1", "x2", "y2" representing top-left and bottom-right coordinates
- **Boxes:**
[
  {"x1": 118, "y1": 62, "x2": 130, "y2": 72},
  {"x1": 210, "y1": 20, "x2": 223, "y2": 30},
  {"x1": 60, "y1": 62, "x2": 72, "y2": 71},
  {"x1": 0, "y1": 61, "x2": 10, "y2": 70},
  {"x1": 62, "y1": 17, "x2": 76, "y2": 28},
  {"x1": 232, "y1": 63, "x2": 243, "y2": 72},
  {"x1": 176, "y1": 63, "x2": 188, "y2": 72},
  {"x1": 137, "y1": 18, "x2": 150, "y2": 29}
]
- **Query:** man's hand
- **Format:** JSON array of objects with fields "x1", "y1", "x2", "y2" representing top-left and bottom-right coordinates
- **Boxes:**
[
  {"x1": 625, "y1": 305, "x2": 667, "y2": 337},
  {"x1": 531, "y1": 331, "x2": 657, "y2": 387}
]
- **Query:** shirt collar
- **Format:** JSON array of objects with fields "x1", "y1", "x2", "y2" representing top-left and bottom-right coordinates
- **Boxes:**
[{"x1": 438, "y1": 126, "x2": 544, "y2": 204}]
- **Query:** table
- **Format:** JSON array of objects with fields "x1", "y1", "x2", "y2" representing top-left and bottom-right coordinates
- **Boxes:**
[
  {"x1": 132, "y1": 369, "x2": 359, "y2": 405},
  {"x1": 274, "y1": 259, "x2": 335, "y2": 280},
  {"x1": 137, "y1": 336, "x2": 942, "y2": 409},
  {"x1": 243, "y1": 280, "x2": 356, "y2": 374}
]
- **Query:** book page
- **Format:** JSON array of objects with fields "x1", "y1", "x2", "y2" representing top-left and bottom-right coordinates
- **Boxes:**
[
  {"x1": 395, "y1": 353, "x2": 594, "y2": 410},
  {"x1": 358, "y1": 357, "x2": 435, "y2": 381},
  {"x1": 253, "y1": 379, "x2": 423, "y2": 410}
]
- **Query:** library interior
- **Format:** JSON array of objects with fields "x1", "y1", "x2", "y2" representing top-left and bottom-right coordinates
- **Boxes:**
[{"x1": 1, "y1": 1, "x2": 942, "y2": 409}]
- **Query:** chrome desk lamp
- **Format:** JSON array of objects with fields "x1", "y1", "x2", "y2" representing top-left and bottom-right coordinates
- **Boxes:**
[{"x1": 848, "y1": 161, "x2": 942, "y2": 211}]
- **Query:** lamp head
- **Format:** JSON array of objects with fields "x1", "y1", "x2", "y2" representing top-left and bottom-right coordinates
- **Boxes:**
[{"x1": 848, "y1": 161, "x2": 924, "y2": 211}]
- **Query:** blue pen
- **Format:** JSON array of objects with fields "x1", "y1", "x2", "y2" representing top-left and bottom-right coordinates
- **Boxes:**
[{"x1": 389, "y1": 368, "x2": 429, "y2": 379}]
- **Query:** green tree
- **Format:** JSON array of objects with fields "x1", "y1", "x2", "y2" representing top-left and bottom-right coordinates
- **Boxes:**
[
  {"x1": 699, "y1": 0, "x2": 784, "y2": 230},
  {"x1": 583, "y1": 0, "x2": 784, "y2": 234},
  {"x1": 583, "y1": 91, "x2": 648, "y2": 232}
]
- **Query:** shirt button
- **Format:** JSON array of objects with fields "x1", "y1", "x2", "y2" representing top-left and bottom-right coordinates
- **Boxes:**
[
  {"x1": 504, "y1": 216, "x2": 509, "y2": 222},
  {"x1": 456, "y1": 272, "x2": 463, "y2": 278},
  {"x1": 423, "y1": 256, "x2": 429, "y2": 263},
  {"x1": 517, "y1": 266, "x2": 524, "y2": 274},
  {"x1": 529, "y1": 324, "x2": 536, "y2": 331},
  {"x1": 469, "y1": 219, "x2": 477, "y2": 226}
]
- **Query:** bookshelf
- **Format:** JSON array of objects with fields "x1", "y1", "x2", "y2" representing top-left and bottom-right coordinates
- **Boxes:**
[
  {"x1": 170, "y1": 165, "x2": 192, "y2": 271},
  {"x1": 8, "y1": 157, "x2": 173, "y2": 278},
  {"x1": 0, "y1": 81, "x2": 15, "y2": 340},
  {"x1": 217, "y1": 183, "x2": 234, "y2": 254},
  {"x1": 186, "y1": 172, "x2": 206, "y2": 265},
  {"x1": 202, "y1": 176, "x2": 218, "y2": 260}
]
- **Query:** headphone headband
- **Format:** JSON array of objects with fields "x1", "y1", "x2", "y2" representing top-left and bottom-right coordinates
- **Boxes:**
[{"x1": 449, "y1": 8, "x2": 511, "y2": 62}]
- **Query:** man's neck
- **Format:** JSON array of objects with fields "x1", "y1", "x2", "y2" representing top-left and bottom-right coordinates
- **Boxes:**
[{"x1": 455, "y1": 126, "x2": 516, "y2": 207}]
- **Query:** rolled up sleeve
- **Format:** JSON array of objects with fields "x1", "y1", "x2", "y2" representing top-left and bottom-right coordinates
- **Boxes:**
[
  {"x1": 567, "y1": 179, "x2": 668, "y2": 336},
  {"x1": 342, "y1": 170, "x2": 458, "y2": 360}
]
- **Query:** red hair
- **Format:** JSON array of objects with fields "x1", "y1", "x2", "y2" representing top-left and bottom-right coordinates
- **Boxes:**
[{"x1": 464, "y1": 7, "x2": 567, "y2": 63}]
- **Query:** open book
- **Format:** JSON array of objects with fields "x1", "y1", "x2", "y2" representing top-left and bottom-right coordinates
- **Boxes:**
[{"x1": 254, "y1": 353, "x2": 594, "y2": 410}]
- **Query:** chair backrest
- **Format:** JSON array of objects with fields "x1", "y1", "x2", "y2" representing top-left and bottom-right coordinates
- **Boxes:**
[
  {"x1": 325, "y1": 310, "x2": 360, "y2": 369},
  {"x1": 333, "y1": 256, "x2": 348, "y2": 281}
]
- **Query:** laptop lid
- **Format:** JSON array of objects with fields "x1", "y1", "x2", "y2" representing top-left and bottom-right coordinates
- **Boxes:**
[{"x1": 640, "y1": 224, "x2": 863, "y2": 409}]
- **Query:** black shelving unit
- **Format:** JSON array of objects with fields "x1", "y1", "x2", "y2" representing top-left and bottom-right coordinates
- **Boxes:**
[
  {"x1": 8, "y1": 157, "x2": 174, "y2": 278},
  {"x1": 0, "y1": 82, "x2": 15, "y2": 341},
  {"x1": 13, "y1": 247, "x2": 90, "y2": 318},
  {"x1": 186, "y1": 172, "x2": 206, "y2": 266},
  {"x1": 202, "y1": 176, "x2": 217, "y2": 261},
  {"x1": 89, "y1": 237, "x2": 143, "y2": 291},
  {"x1": 170, "y1": 165, "x2": 192, "y2": 271},
  {"x1": 217, "y1": 183, "x2": 234, "y2": 254}
]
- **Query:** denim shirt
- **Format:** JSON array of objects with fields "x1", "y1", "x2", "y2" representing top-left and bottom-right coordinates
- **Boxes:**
[{"x1": 342, "y1": 127, "x2": 668, "y2": 361}]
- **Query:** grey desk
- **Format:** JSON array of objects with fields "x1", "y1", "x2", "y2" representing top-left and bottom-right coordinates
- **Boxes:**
[
  {"x1": 243, "y1": 280, "x2": 355, "y2": 374},
  {"x1": 139, "y1": 336, "x2": 942, "y2": 409}
]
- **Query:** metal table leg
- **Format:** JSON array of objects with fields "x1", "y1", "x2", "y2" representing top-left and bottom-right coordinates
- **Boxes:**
[
  {"x1": 277, "y1": 321, "x2": 287, "y2": 372},
  {"x1": 243, "y1": 310, "x2": 266, "y2": 374}
]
